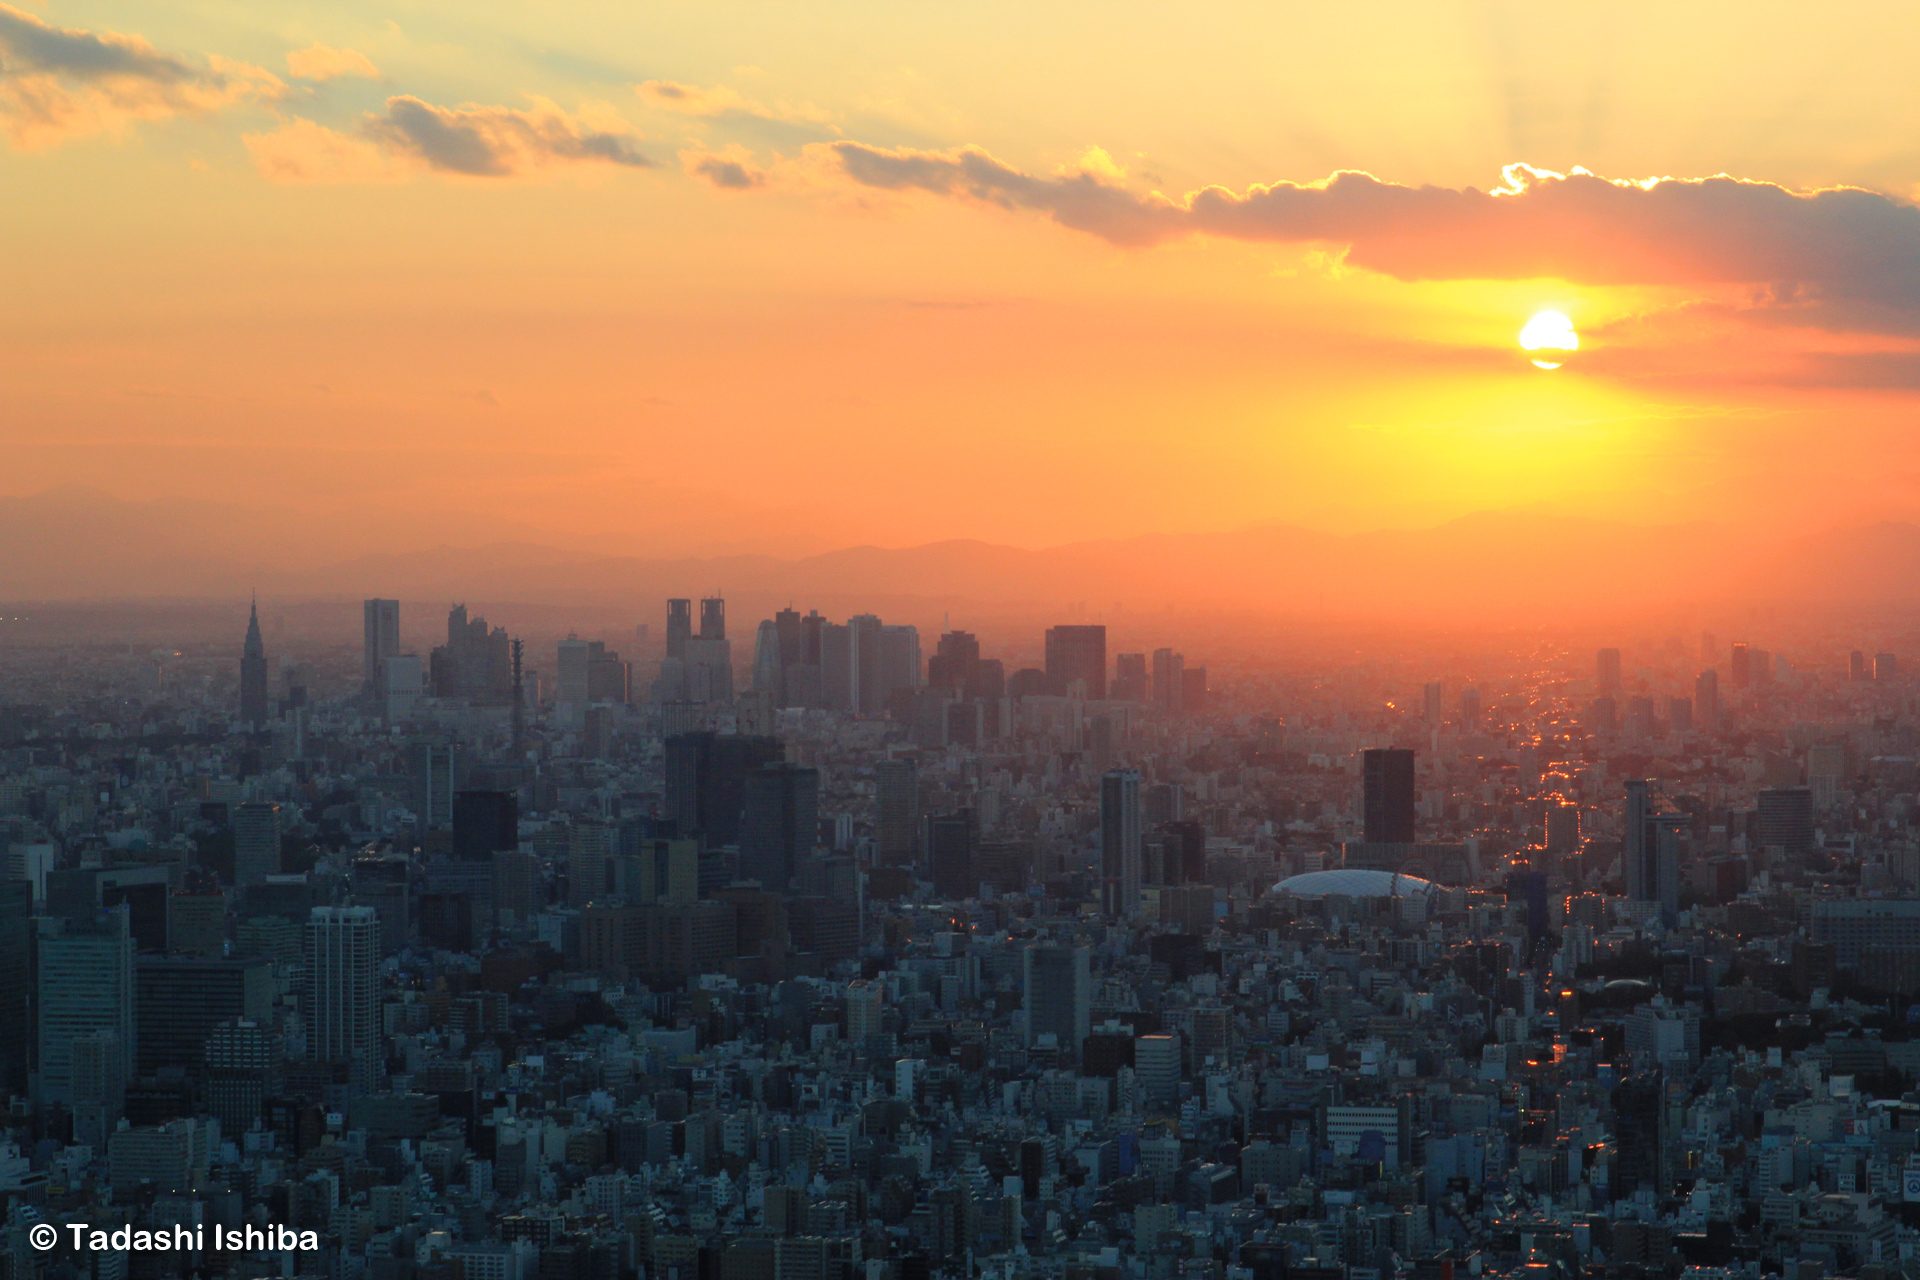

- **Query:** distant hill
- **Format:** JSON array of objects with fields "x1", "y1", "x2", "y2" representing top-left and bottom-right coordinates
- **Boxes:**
[{"x1": 3, "y1": 488, "x2": 1919, "y2": 626}]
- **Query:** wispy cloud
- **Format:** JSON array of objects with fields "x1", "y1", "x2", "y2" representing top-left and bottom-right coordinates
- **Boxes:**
[
  {"x1": 0, "y1": 2, "x2": 281, "y2": 148},
  {"x1": 681, "y1": 145, "x2": 767, "y2": 190},
  {"x1": 247, "y1": 94, "x2": 649, "y2": 182},
  {"x1": 286, "y1": 44, "x2": 378, "y2": 83}
]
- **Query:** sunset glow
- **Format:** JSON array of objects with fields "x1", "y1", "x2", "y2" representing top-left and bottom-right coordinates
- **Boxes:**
[{"x1": 2, "y1": 2, "x2": 1920, "y2": 613}]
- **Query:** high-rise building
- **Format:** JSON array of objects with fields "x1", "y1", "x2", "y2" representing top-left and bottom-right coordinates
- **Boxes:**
[
  {"x1": 739, "y1": 763, "x2": 820, "y2": 891},
  {"x1": 453, "y1": 791, "x2": 518, "y2": 861},
  {"x1": 1757, "y1": 786, "x2": 1814, "y2": 854},
  {"x1": 1849, "y1": 650, "x2": 1868, "y2": 682},
  {"x1": 665, "y1": 599, "x2": 693, "y2": 659},
  {"x1": 1112, "y1": 652, "x2": 1149, "y2": 701},
  {"x1": 408, "y1": 740, "x2": 458, "y2": 844},
  {"x1": 1361, "y1": 748, "x2": 1416, "y2": 844},
  {"x1": 878, "y1": 625, "x2": 922, "y2": 710},
  {"x1": 430, "y1": 604, "x2": 513, "y2": 701},
  {"x1": 1046, "y1": 625, "x2": 1108, "y2": 699},
  {"x1": 1596, "y1": 647, "x2": 1623, "y2": 693},
  {"x1": 36, "y1": 907, "x2": 135, "y2": 1104},
  {"x1": 875, "y1": 758, "x2": 920, "y2": 865},
  {"x1": 1023, "y1": 944, "x2": 1089, "y2": 1055},
  {"x1": 1421, "y1": 681, "x2": 1443, "y2": 725},
  {"x1": 1134, "y1": 1033, "x2": 1181, "y2": 1107},
  {"x1": 133, "y1": 956, "x2": 272, "y2": 1074},
  {"x1": 664, "y1": 733, "x2": 784, "y2": 846},
  {"x1": 820, "y1": 621, "x2": 854, "y2": 712},
  {"x1": 0, "y1": 880, "x2": 30, "y2": 1096},
  {"x1": 363, "y1": 599, "x2": 401, "y2": 700},
  {"x1": 679, "y1": 598, "x2": 734, "y2": 704},
  {"x1": 1611, "y1": 1071, "x2": 1668, "y2": 1201},
  {"x1": 925, "y1": 809, "x2": 976, "y2": 900},
  {"x1": 1460, "y1": 686, "x2": 1482, "y2": 731},
  {"x1": 1151, "y1": 648, "x2": 1184, "y2": 713},
  {"x1": 205, "y1": 1018, "x2": 278, "y2": 1138},
  {"x1": 1730, "y1": 642, "x2": 1751, "y2": 689},
  {"x1": 1622, "y1": 780, "x2": 1686, "y2": 920},
  {"x1": 568, "y1": 822, "x2": 613, "y2": 908},
  {"x1": 1694, "y1": 669, "x2": 1719, "y2": 726},
  {"x1": 232, "y1": 801, "x2": 281, "y2": 887},
  {"x1": 239, "y1": 601, "x2": 269, "y2": 728},
  {"x1": 1587, "y1": 696, "x2": 1618, "y2": 735},
  {"x1": 929, "y1": 630, "x2": 982, "y2": 690},
  {"x1": 1875, "y1": 652, "x2": 1899, "y2": 682},
  {"x1": 1100, "y1": 769, "x2": 1143, "y2": 919},
  {"x1": 846, "y1": 979, "x2": 884, "y2": 1050},
  {"x1": 303, "y1": 906, "x2": 381, "y2": 1093}
]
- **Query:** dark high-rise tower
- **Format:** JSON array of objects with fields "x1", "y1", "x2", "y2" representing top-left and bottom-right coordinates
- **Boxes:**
[
  {"x1": 739, "y1": 763, "x2": 820, "y2": 891},
  {"x1": 1045, "y1": 625, "x2": 1107, "y2": 698},
  {"x1": 240, "y1": 600, "x2": 269, "y2": 728},
  {"x1": 363, "y1": 598, "x2": 400, "y2": 700},
  {"x1": 1100, "y1": 769, "x2": 1142, "y2": 919},
  {"x1": 666, "y1": 599, "x2": 693, "y2": 659},
  {"x1": 1361, "y1": 748, "x2": 1416, "y2": 843},
  {"x1": 700, "y1": 597, "x2": 726, "y2": 640},
  {"x1": 510, "y1": 637, "x2": 525, "y2": 755}
]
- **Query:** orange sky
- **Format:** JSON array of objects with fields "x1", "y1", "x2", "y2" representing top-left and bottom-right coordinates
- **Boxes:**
[{"x1": 6, "y1": 1, "x2": 1920, "y2": 562}]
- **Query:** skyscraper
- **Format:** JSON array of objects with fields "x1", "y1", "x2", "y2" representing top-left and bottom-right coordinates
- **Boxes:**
[
  {"x1": 239, "y1": 601, "x2": 269, "y2": 728},
  {"x1": 683, "y1": 599, "x2": 734, "y2": 703},
  {"x1": 1757, "y1": 786, "x2": 1814, "y2": 853},
  {"x1": 1100, "y1": 769, "x2": 1143, "y2": 919},
  {"x1": 232, "y1": 801, "x2": 281, "y2": 887},
  {"x1": 0, "y1": 880, "x2": 30, "y2": 1096},
  {"x1": 36, "y1": 907, "x2": 135, "y2": 1104},
  {"x1": 925, "y1": 809, "x2": 976, "y2": 900},
  {"x1": 1023, "y1": 944, "x2": 1089, "y2": 1055},
  {"x1": 740, "y1": 763, "x2": 821, "y2": 891},
  {"x1": 304, "y1": 906, "x2": 381, "y2": 1093},
  {"x1": 1596, "y1": 647, "x2": 1622, "y2": 693},
  {"x1": 1112, "y1": 652, "x2": 1148, "y2": 701},
  {"x1": 1151, "y1": 648, "x2": 1184, "y2": 713},
  {"x1": 665, "y1": 598, "x2": 693, "y2": 659},
  {"x1": 1046, "y1": 625, "x2": 1108, "y2": 699},
  {"x1": 453, "y1": 791, "x2": 518, "y2": 861},
  {"x1": 1421, "y1": 680, "x2": 1443, "y2": 726},
  {"x1": 1694, "y1": 669, "x2": 1719, "y2": 727},
  {"x1": 1623, "y1": 780, "x2": 1685, "y2": 920},
  {"x1": 664, "y1": 732, "x2": 784, "y2": 846},
  {"x1": 363, "y1": 598, "x2": 401, "y2": 701},
  {"x1": 874, "y1": 758, "x2": 920, "y2": 865},
  {"x1": 1361, "y1": 748, "x2": 1416, "y2": 844}
]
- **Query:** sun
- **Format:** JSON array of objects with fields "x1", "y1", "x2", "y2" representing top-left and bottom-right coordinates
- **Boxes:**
[{"x1": 1518, "y1": 310, "x2": 1579, "y2": 369}]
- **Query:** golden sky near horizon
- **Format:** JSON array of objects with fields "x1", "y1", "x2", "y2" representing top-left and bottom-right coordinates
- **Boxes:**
[{"x1": 6, "y1": 1, "x2": 1920, "y2": 559}]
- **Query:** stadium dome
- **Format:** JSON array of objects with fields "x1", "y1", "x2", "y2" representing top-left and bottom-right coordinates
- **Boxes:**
[{"x1": 1272, "y1": 869, "x2": 1437, "y2": 899}]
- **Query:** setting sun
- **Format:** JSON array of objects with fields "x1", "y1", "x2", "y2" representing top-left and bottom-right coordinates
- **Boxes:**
[{"x1": 1518, "y1": 310, "x2": 1580, "y2": 369}]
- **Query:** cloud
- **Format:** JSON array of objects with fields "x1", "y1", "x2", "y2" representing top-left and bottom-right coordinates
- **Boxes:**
[
  {"x1": 637, "y1": 78, "x2": 837, "y2": 148},
  {"x1": 0, "y1": 3, "x2": 281, "y2": 147},
  {"x1": 682, "y1": 146, "x2": 766, "y2": 190},
  {"x1": 248, "y1": 94, "x2": 650, "y2": 182},
  {"x1": 366, "y1": 95, "x2": 648, "y2": 175},
  {"x1": 638, "y1": 78, "x2": 831, "y2": 125},
  {"x1": 822, "y1": 145, "x2": 1920, "y2": 333},
  {"x1": 286, "y1": 44, "x2": 378, "y2": 82},
  {"x1": 243, "y1": 115, "x2": 402, "y2": 183}
]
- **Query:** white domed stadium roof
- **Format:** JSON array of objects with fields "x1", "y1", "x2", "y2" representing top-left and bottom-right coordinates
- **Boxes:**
[{"x1": 1272, "y1": 869, "x2": 1436, "y2": 898}]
